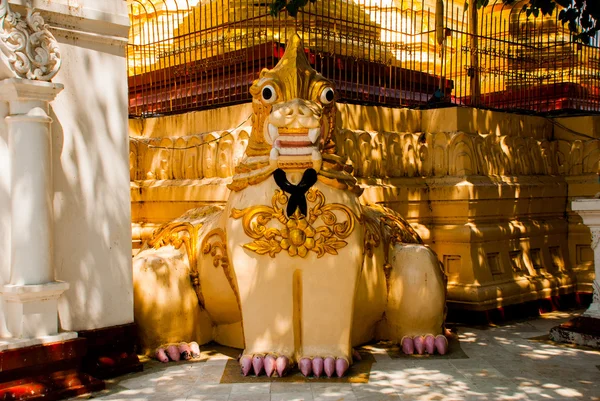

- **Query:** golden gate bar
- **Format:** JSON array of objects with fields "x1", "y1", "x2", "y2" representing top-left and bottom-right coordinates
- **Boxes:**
[{"x1": 127, "y1": 0, "x2": 600, "y2": 117}]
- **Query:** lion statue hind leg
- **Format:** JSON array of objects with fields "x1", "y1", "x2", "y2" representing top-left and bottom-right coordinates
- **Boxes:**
[
  {"x1": 133, "y1": 206, "x2": 224, "y2": 360},
  {"x1": 362, "y1": 205, "x2": 448, "y2": 355},
  {"x1": 378, "y1": 243, "x2": 448, "y2": 355}
]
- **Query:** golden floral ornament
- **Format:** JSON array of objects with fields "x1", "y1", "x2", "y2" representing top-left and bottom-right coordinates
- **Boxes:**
[
  {"x1": 279, "y1": 210, "x2": 317, "y2": 257},
  {"x1": 231, "y1": 188, "x2": 358, "y2": 258}
]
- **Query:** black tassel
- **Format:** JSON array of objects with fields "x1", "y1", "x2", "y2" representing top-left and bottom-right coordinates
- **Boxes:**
[{"x1": 273, "y1": 168, "x2": 318, "y2": 217}]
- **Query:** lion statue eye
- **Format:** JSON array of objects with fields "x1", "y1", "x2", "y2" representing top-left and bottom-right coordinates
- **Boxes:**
[
  {"x1": 320, "y1": 87, "x2": 335, "y2": 104},
  {"x1": 261, "y1": 85, "x2": 277, "y2": 103}
]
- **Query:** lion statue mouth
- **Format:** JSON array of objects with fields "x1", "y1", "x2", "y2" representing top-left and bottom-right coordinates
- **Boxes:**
[{"x1": 265, "y1": 98, "x2": 326, "y2": 171}]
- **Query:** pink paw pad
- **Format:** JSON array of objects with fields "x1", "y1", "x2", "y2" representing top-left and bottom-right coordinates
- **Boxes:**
[
  {"x1": 413, "y1": 336, "x2": 425, "y2": 355},
  {"x1": 166, "y1": 345, "x2": 180, "y2": 361},
  {"x1": 312, "y1": 357, "x2": 324, "y2": 378},
  {"x1": 189, "y1": 341, "x2": 201, "y2": 358},
  {"x1": 424, "y1": 334, "x2": 436, "y2": 354},
  {"x1": 299, "y1": 357, "x2": 312, "y2": 377},
  {"x1": 155, "y1": 348, "x2": 169, "y2": 363},
  {"x1": 276, "y1": 355, "x2": 290, "y2": 377},
  {"x1": 240, "y1": 355, "x2": 252, "y2": 376},
  {"x1": 264, "y1": 355, "x2": 277, "y2": 377},
  {"x1": 435, "y1": 334, "x2": 449, "y2": 355},
  {"x1": 335, "y1": 358, "x2": 349, "y2": 377},
  {"x1": 252, "y1": 355, "x2": 264, "y2": 376},
  {"x1": 178, "y1": 343, "x2": 192, "y2": 360},
  {"x1": 401, "y1": 336, "x2": 414, "y2": 355},
  {"x1": 324, "y1": 356, "x2": 336, "y2": 378}
]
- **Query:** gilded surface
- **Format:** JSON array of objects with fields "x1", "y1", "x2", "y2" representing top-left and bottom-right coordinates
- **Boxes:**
[
  {"x1": 231, "y1": 188, "x2": 359, "y2": 258},
  {"x1": 362, "y1": 205, "x2": 422, "y2": 257},
  {"x1": 132, "y1": 35, "x2": 448, "y2": 362},
  {"x1": 201, "y1": 228, "x2": 229, "y2": 270},
  {"x1": 226, "y1": 34, "x2": 360, "y2": 193},
  {"x1": 363, "y1": 216, "x2": 381, "y2": 258}
]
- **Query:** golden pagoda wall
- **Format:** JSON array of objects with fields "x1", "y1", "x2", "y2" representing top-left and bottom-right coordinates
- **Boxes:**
[{"x1": 129, "y1": 105, "x2": 599, "y2": 311}]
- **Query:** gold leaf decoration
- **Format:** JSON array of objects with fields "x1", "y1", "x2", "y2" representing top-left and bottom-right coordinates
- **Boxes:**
[
  {"x1": 361, "y1": 204, "x2": 423, "y2": 270},
  {"x1": 231, "y1": 188, "x2": 359, "y2": 258}
]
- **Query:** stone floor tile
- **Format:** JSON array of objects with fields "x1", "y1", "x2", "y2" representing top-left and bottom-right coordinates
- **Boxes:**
[
  {"x1": 456, "y1": 367, "x2": 506, "y2": 380},
  {"x1": 188, "y1": 383, "x2": 232, "y2": 395},
  {"x1": 313, "y1": 393, "x2": 357, "y2": 401},
  {"x1": 270, "y1": 382, "x2": 312, "y2": 393},
  {"x1": 310, "y1": 383, "x2": 353, "y2": 391},
  {"x1": 185, "y1": 395, "x2": 229, "y2": 401},
  {"x1": 200, "y1": 365, "x2": 227, "y2": 376},
  {"x1": 352, "y1": 384, "x2": 401, "y2": 401},
  {"x1": 355, "y1": 392, "x2": 401, "y2": 401},
  {"x1": 396, "y1": 387, "x2": 448, "y2": 400},
  {"x1": 312, "y1": 383, "x2": 356, "y2": 400},
  {"x1": 65, "y1": 310, "x2": 600, "y2": 401},
  {"x1": 118, "y1": 372, "x2": 164, "y2": 390},
  {"x1": 202, "y1": 359, "x2": 229, "y2": 368},
  {"x1": 153, "y1": 384, "x2": 194, "y2": 397},
  {"x1": 148, "y1": 396, "x2": 189, "y2": 401},
  {"x1": 270, "y1": 391, "x2": 315, "y2": 401},
  {"x1": 194, "y1": 374, "x2": 223, "y2": 384},
  {"x1": 228, "y1": 393, "x2": 271, "y2": 401},
  {"x1": 230, "y1": 382, "x2": 271, "y2": 394}
]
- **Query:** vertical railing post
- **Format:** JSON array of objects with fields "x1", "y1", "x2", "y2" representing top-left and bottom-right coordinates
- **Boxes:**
[
  {"x1": 435, "y1": 0, "x2": 445, "y2": 96},
  {"x1": 469, "y1": 1, "x2": 481, "y2": 106}
]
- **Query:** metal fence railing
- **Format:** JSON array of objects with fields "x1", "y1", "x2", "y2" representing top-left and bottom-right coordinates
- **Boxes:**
[{"x1": 127, "y1": 0, "x2": 600, "y2": 117}]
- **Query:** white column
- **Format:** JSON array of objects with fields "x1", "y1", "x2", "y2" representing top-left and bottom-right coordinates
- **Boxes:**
[
  {"x1": 0, "y1": 78, "x2": 75, "y2": 347},
  {"x1": 584, "y1": 225, "x2": 600, "y2": 318},
  {"x1": 572, "y1": 198, "x2": 600, "y2": 319},
  {"x1": 9, "y1": 103, "x2": 54, "y2": 285}
]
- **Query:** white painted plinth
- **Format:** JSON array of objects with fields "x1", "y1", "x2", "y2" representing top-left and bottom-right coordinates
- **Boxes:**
[
  {"x1": 572, "y1": 198, "x2": 600, "y2": 319},
  {"x1": 0, "y1": 281, "x2": 70, "y2": 339},
  {"x1": 0, "y1": 332, "x2": 78, "y2": 352}
]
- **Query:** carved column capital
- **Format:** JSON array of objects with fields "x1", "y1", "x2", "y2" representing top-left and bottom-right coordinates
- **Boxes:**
[
  {"x1": 0, "y1": 1, "x2": 61, "y2": 81},
  {"x1": 572, "y1": 198, "x2": 600, "y2": 320},
  {"x1": 590, "y1": 226, "x2": 600, "y2": 251}
]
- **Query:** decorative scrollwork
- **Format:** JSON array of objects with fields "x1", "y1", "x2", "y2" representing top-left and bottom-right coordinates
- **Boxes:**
[
  {"x1": 231, "y1": 188, "x2": 359, "y2": 258},
  {"x1": 201, "y1": 228, "x2": 243, "y2": 314},
  {"x1": 148, "y1": 221, "x2": 204, "y2": 308},
  {"x1": 0, "y1": 2, "x2": 61, "y2": 81},
  {"x1": 380, "y1": 210, "x2": 422, "y2": 246},
  {"x1": 201, "y1": 228, "x2": 229, "y2": 270},
  {"x1": 363, "y1": 215, "x2": 381, "y2": 258}
]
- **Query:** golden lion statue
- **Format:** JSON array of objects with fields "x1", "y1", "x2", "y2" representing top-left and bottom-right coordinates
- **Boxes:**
[{"x1": 133, "y1": 34, "x2": 447, "y2": 378}]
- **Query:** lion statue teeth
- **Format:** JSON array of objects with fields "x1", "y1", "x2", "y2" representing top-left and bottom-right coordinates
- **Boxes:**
[{"x1": 133, "y1": 33, "x2": 447, "y2": 378}]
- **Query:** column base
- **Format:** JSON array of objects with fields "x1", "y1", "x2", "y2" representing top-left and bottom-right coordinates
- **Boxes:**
[
  {"x1": 0, "y1": 331, "x2": 77, "y2": 352},
  {"x1": 0, "y1": 338, "x2": 104, "y2": 401},
  {"x1": 549, "y1": 316, "x2": 600, "y2": 349},
  {"x1": 582, "y1": 301, "x2": 600, "y2": 319},
  {"x1": 1, "y1": 281, "x2": 70, "y2": 339},
  {"x1": 78, "y1": 323, "x2": 143, "y2": 379}
]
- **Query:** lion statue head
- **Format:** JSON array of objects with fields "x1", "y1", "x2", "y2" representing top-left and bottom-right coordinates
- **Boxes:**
[{"x1": 229, "y1": 33, "x2": 360, "y2": 194}]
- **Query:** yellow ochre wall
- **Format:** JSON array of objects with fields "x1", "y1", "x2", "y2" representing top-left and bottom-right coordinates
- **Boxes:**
[{"x1": 129, "y1": 105, "x2": 599, "y2": 311}]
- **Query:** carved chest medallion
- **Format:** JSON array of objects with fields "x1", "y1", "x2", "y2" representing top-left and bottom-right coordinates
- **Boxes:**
[{"x1": 231, "y1": 187, "x2": 359, "y2": 258}]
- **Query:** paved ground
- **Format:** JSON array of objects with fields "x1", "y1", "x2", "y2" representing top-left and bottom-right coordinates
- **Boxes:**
[{"x1": 83, "y1": 310, "x2": 600, "y2": 401}]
